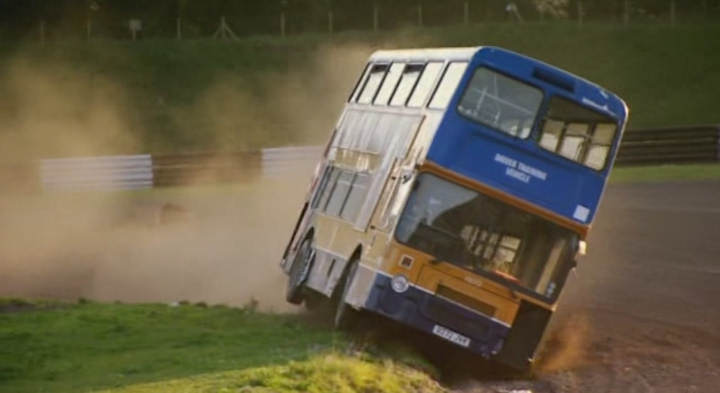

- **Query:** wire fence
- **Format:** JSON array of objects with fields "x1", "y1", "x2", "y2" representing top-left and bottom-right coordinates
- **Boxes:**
[{"x1": 1, "y1": 0, "x2": 718, "y2": 42}]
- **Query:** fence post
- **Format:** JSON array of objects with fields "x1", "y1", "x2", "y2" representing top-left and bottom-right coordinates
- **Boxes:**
[
  {"x1": 464, "y1": 1, "x2": 470, "y2": 24},
  {"x1": 577, "y1": 1, "x2": 583, "y2": 27},
  {"x1": 176, "y1": 17, "x2": 182, "y2": 40},
  {"x1": 373, "y1": 3, "x2": 379, "y2": 31},
  {"x1": 40, "y1": 20, "x2": 45, "y2": 47},
  {"x1": 716, "y1": 126, "x2": 720, "y2": 162},
  {"x1": 280, "y1": 11, "x2": 286, "y2": 37},
  {"x1": 670, "y1": 0, "x2": 676, "y2": 26},
  {"x1": 417, "y1": 3, "x2": 423, "y2": 27},
  {"x1": 623, "y1": 0, "x2": 630, "y2": 26},
  {"x1": 86, "y1": 18, "x2": 92, "y2": 40},
  {"x1": 328, "y1": 10, "x2": 334, "y2": 33}
]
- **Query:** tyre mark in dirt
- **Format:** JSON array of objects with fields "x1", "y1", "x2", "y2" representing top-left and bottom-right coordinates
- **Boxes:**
[{"x1": 454, "y1": 181, "x2": 720, "y2": 393}]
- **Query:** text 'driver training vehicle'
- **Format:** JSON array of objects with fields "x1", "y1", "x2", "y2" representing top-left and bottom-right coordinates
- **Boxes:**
[{"x1": 281, "y1": 46, "x2": 628, "y2": 371}]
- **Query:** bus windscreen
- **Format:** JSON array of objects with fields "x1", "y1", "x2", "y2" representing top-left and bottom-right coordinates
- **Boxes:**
[{"x1": 395, "y1": 173, "x2": 575, "y2": 300}]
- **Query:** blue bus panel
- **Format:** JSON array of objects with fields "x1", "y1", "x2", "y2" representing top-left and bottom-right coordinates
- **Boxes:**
[{"x1": 427, "y1": 47, "x2": 628, "y2": 227}]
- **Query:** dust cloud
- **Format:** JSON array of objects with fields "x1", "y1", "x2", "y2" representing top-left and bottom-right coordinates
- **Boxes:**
[
  {"x1": 169, "y1": 43, "x2": 377, "y2": 151},
  {"x1": 536, "y1": 312, "x2": 591, "y2": 372},
  {"x1": 0, "y1": 58, "x2": 141, "y2": 162},
  {"x1": 0, "y1": 177, "x2": 313, "y2": 312},
  {"x1": 0, "y1": 43, "x2": 375, "y2": 311}
]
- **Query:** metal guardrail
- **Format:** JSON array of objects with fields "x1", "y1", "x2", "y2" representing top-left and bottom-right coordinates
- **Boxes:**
[
  {"x1": 39, "y1": 154, "x2": 153, "y2": 191},
  {"x1": 34, "y1": 146, "x2": 323, "y2": 191},
  {"x1": 151, "y1": 146, "x2": 323, "y2": 186},
  {"x1": 261, "y1": 146, "x2": 323, "y2": 176},
  {"x1": 152, "y1": 151, "x2": 262, "y2": 186},
  {"x1": 616, "y1": 125, "x2": 720, "y2": 166},
  {"x1": 10, "y1": 125, "x2": 720, "y2": 192}
]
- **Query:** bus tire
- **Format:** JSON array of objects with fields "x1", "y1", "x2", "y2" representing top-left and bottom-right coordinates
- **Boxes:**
[
  {"x1": 286, "y1": 237, "x2": 314, "y2": 305},
  {"x1": 333, "y1": 258, "x2": 359, "y2": 330}
]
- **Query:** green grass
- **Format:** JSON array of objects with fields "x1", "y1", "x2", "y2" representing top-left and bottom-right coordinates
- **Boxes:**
[
  {"x1": 96, "y1": 354, "x2": 444, "y2": 393},
  {"x1": 0, "y1": 299, "x2": 440, "y2": 393},
  {"x1": 610, "y1": 163, "x2": 720, "y2": 183},
  {"x1": 0, "y1": 300, "x2": 332, "y2": 392},
  {"x1": 1, "y1": 22, "x2": 719, "y2": 159}
]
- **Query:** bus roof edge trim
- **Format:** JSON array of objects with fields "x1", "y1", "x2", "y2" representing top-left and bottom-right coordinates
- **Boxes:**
[
  {"x1": 370, "y1": 47, "x2": 479, "y2": 62},
  {"x1": 532, "y1": 67, "x2": 575, "y2": 93}
]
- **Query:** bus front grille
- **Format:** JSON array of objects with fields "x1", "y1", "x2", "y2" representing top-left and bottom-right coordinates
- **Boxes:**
[
  {"x1": 422, "y1": 293, "x2": 490, "y2": 339},
  {"x1": 436, "y1": 285, "x2": 496, "y2": 318}
]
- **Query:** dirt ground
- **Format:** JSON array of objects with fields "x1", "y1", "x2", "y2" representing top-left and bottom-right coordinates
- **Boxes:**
[
  {"x1": 455, "y1": 181, "x2": 720, "y2": 393},
  {"x1": 1, "y1": 179, "x2": 718, "y2": 392}
]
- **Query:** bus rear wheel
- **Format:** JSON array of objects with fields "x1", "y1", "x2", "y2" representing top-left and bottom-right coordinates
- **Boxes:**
[
  {"x1": 286, "y1": 238, "x2": 313, "y2": 305},
  {"x1": 333, "y1": 258, "x2": 360, "y2": 330}
]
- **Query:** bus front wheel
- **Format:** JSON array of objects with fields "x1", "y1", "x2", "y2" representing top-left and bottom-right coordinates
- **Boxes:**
[
  {"x1": 333, "y1": 258, "x2": 359, "y2": 330},
  {"x1": 286, "y1": 238, "x2": 313, "y2": 304}
]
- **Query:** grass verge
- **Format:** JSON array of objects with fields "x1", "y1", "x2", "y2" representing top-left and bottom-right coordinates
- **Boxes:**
[
  {"x1": 95, "y1": 354, "x2": 444, "y2": 393},
  {"x1": 610, "y1": 163, "x2": 720, "y2": 183},
  {"x1": 0, "y1": 299, "x2": 440, "y2": 393}
]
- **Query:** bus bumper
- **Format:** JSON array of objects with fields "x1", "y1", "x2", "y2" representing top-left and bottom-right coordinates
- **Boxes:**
[{"x1": 363, "y1": 273, "x2": 510, "y2": 358}]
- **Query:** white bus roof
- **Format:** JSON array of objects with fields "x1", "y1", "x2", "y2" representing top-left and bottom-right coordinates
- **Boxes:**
[{"x1": 369, "y1": 47, "x2": 479, "y2": 63}]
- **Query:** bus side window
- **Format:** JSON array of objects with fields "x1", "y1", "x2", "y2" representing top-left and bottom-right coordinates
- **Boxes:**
[
  {"x1": 349, "y1": 63, "x2": 372, "y2": 102},
  {"x1": 584, "y1": 123, "x2": 616, "y2": 170},
  {"x1": 390, "y1": 64, "x2": 423, "y2": 106},
  {"x1": 407, "y1": 62, "x2": 443, "y2": 108},
  {"x1": 539, "y1": 96, "x2": 617, "y2": 170},
  {"x1": 374, "y1": 63, "x2": 405, "y2": 106},
  {"x1": 311, "y1": 166, "x2": 332, "y2": 209},
  {"x1": 325, "y1": 171, "x2": 354, "y2": 216},
  {"x1": 315, "y1": 167, "x2": 341, "y2": 211},
  {"x1": 558, "y1": 123, "x2": 590, "y2": 161},
  {"x1": 357, "y1": 64, "x2": 389, "y2": 104},
  {"x1": 539, "y1": 119, "x2": 564, "y2": 151},
  {"x1": 428, "y1": 62, "x2": 468, "y2": 109},
  {"x1": 340, "y1": 173, "x2": 371, "y2": 222}
]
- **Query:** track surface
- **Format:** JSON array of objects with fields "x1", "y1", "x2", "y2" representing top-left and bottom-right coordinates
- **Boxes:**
[{"x1": 456, "y1": 181, "x2": 720, "y2": 392}]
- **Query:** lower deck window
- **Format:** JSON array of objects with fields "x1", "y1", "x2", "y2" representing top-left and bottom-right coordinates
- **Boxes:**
[{"x1": 312, "y1": 166, "x2": 372, "y2": 224}]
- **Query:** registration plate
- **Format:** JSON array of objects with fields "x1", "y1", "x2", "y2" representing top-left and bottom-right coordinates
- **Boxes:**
[{"x1": 432, "y1": 324, "x2": 471, "y2": 348}]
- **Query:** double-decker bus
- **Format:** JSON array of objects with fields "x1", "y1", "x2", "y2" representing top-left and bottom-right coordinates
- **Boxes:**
[{"x1": 281, "y1": 46, "x2": 628, "y2": 370}]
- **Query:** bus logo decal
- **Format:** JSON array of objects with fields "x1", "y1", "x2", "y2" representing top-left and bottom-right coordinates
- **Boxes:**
[{"x1": 494, "y1": 153, "x2": 548, "y2": 184}]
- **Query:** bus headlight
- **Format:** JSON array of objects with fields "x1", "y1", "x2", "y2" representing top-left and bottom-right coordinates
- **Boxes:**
[{"x1": 390, "y1": 274, "x2": 409, "y2": 293}]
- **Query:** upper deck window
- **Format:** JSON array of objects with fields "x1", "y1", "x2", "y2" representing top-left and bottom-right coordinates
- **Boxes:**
[
  {"x1": 538, "y1": 97, "x2": 617, "y2": 170},
  {"x1": 349, "y1": 64, "x2": 371, "y2": 102},
  {"x1": 357, "y1": 64, "x2": 388, "y2": 104},
  {"x1": 458, "y1": 67, "x2": 543, "y2": 139},
  {"x1": 374, "y1": 63, "x2": 405, "y2": 105},
  {"x1": 390, "y1": 64, "x2": 423, "y2": 106},
  {"x1": 407, "y1": 62, "x2": 443, "y2": 108},
  {"x1": 429, "y1": 62, "x2": 468, "y2": 109}
]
